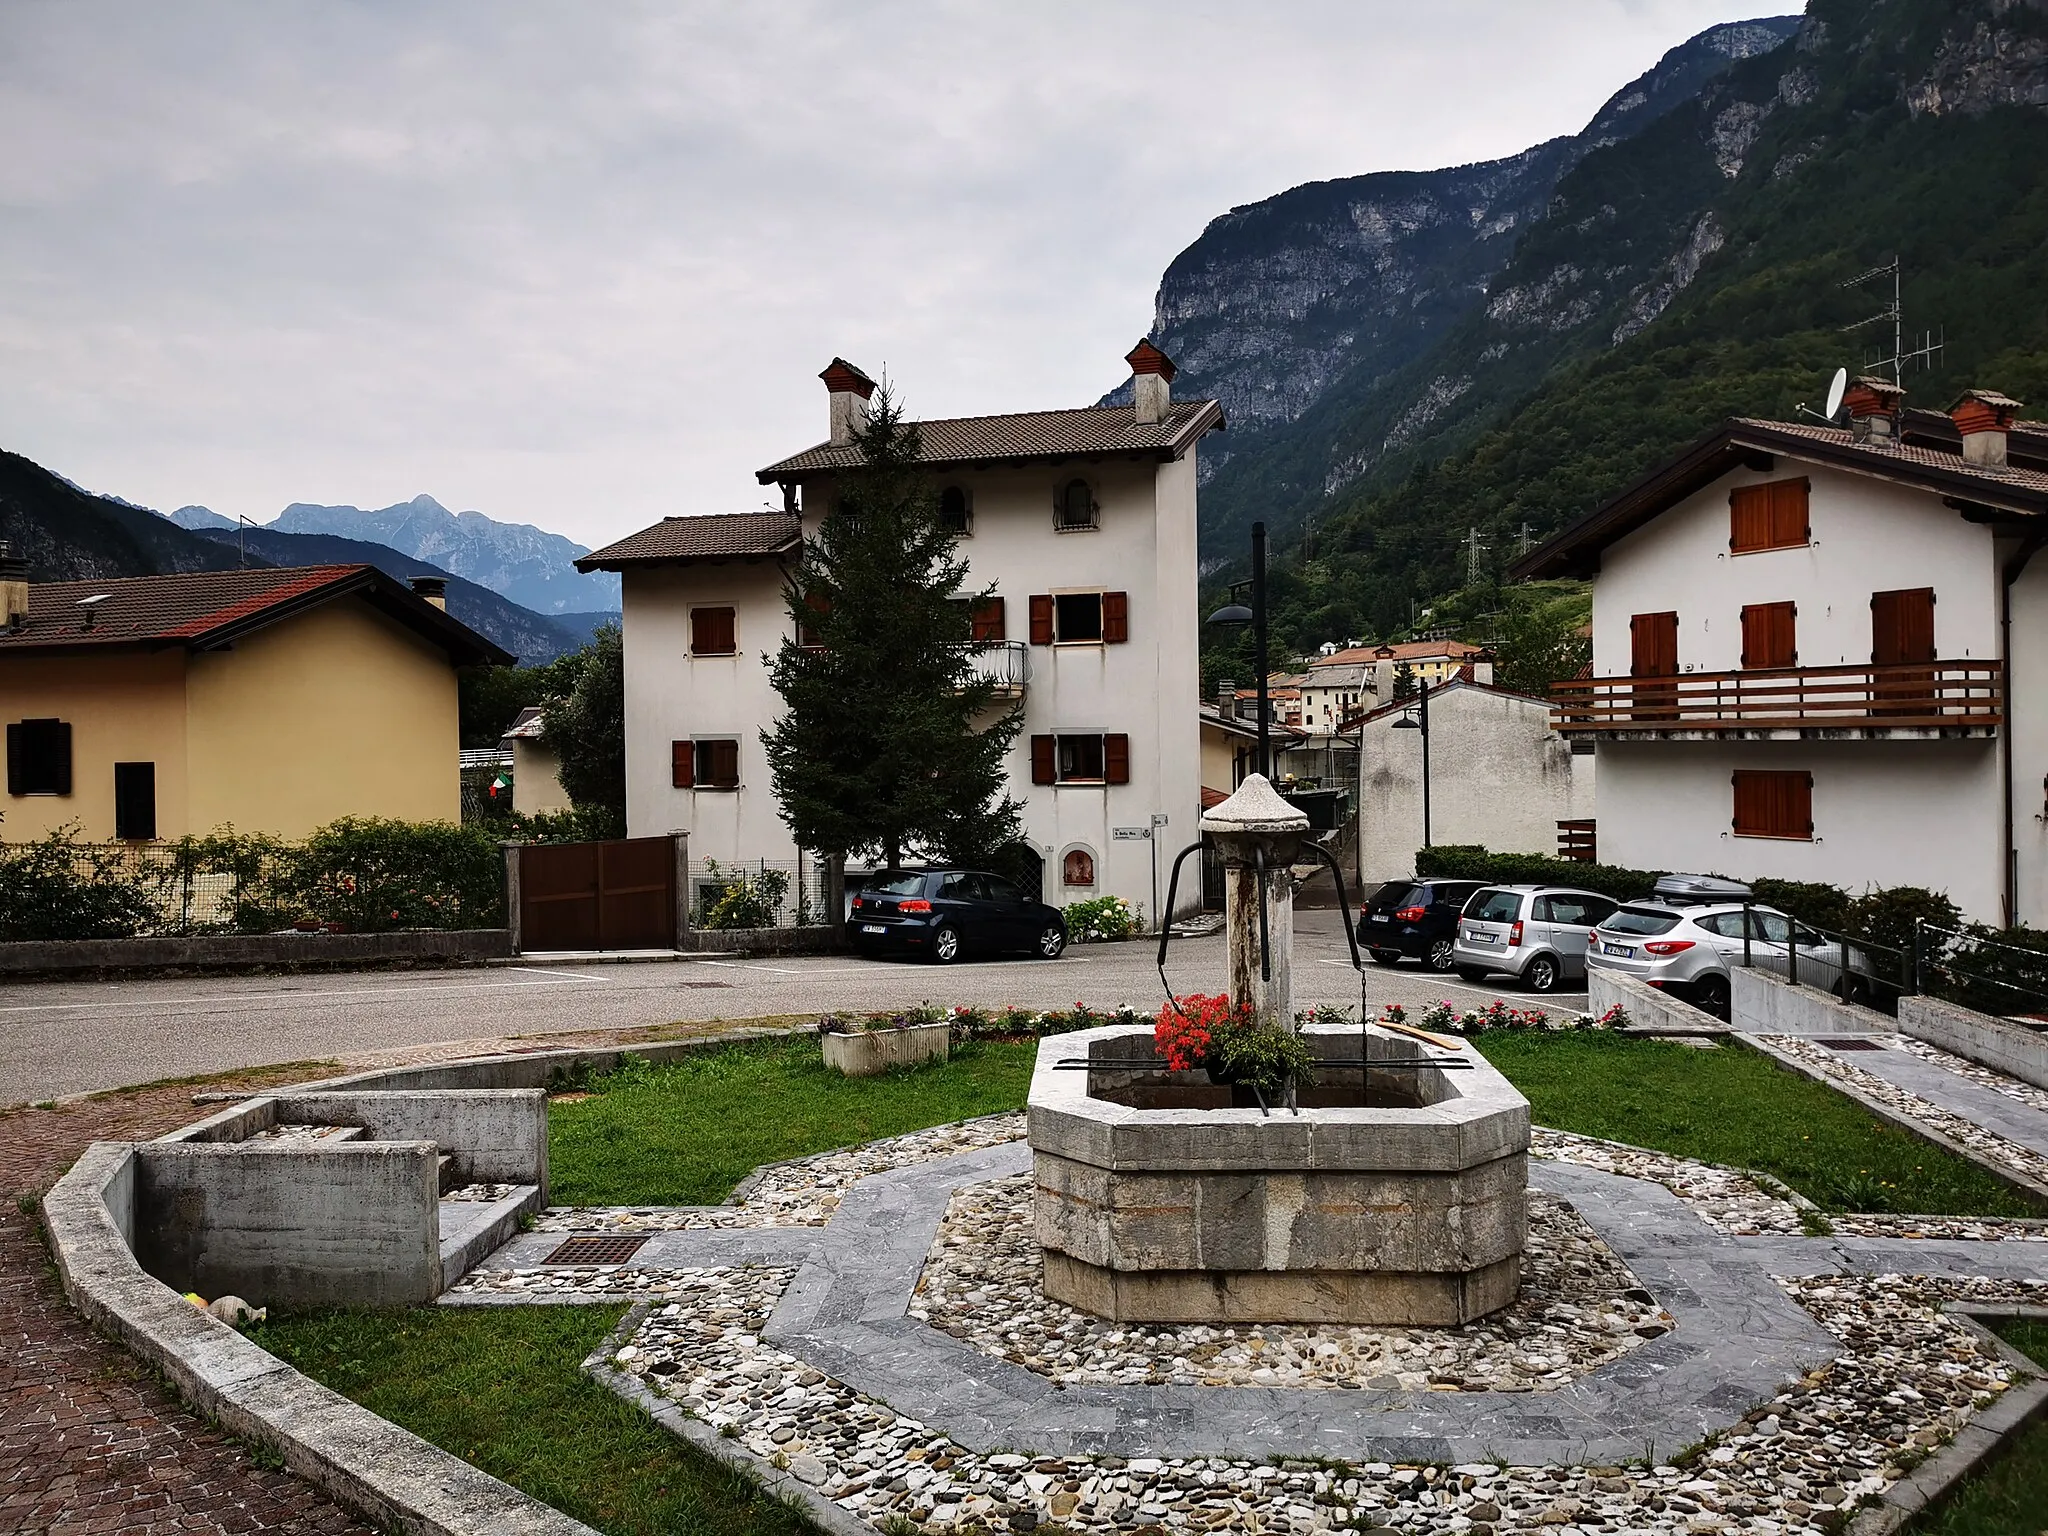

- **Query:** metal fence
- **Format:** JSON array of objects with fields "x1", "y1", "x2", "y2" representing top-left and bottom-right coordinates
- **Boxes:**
[
  {"x1": 1739, "y1": 905, "x2": 2048, "y2": 1025},
  {"x1": 689, "y1": 855, "x2": 836, "y2": 931}
]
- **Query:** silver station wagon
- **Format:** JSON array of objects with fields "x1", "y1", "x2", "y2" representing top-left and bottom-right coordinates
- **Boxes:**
[{"x1": 1450, "y1": 885, "x2": 1620, "y2": 993}]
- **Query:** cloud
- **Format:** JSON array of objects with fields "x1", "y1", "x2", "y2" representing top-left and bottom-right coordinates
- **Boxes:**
[{"x1": 0, "y1": 0, "x2": 1791, "y2": 544}]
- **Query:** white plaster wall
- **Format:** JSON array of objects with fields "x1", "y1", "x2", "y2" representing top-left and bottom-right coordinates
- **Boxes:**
[
  {"x1": 2009, "y1": 547, "x2": 2048, "y2": 926},
  {"x1": 1355, "y1": 686, "x2": 1585, "y2": 885},
  {"x1": 1596, "y1": 739, "x2": 2002, "y2": 919},
  {"x1": 1592, "y1": 460, "x2": 2001, "y2": 677}
]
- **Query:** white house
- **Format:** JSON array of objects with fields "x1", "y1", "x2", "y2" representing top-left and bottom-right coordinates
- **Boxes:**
[
  {"x1": 1513, "y1": 381, "x2": 2048, "y2": 925},
  {"x1": 579, "y1": 344, "x2": 1222, "y2": 924}
]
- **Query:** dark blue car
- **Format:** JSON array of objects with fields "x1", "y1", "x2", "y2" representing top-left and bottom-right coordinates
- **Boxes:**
[{"x1": 848, "y1": 869, "x2": 1067, "y2": 963}]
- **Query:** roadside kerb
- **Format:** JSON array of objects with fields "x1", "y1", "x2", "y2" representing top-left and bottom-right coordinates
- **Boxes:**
[
  {"x1": 0, "y1": 928, "x2": 511, "y2": 978},
  {"x1": 1900, "y1": 995, "x2": 2048, "y2": 1092},
  {"x1": 40, "y1": 1139, "x2": 597, "y2": 1536}
]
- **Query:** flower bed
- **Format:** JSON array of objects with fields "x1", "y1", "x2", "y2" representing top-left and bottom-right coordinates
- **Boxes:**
[{"x1": 1378, "y1": 999, "x2": 1630, "y2": 1036}]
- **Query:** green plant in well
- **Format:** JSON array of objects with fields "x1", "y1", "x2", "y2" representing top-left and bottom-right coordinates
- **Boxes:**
[
  {"x1": 1475, "y1": 1031, "x2": 2040, "y2": 1218},
  {"x1": 250, "y1": 1305, "x2": 811, "y2": 1536}
]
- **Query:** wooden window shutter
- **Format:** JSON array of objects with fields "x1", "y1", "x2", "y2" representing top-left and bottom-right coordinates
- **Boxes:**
[
  {"x1": 692, "y1": 607, "x2": 736, "y2": 655},
  {"x1": 1028, "y1": 594, "x2": 1055, "y2": 646},
  {"x1": 1871, "y1": 588, "x2": 1935, "y2": 665},
  {"x1": 1104, "y1": 733, "x2": 1131, "y2": 784},
  {"x1": 4, "y1": 723, "x2": 24, "y2": 796},
  {"x1": 1740, "y1": 602, "x2": 1797, "y2": 669},
  {"x1": 971, "y1": 596, "x2": 1006, "y2": 643},
  {"x1": 1030, "y1": 734, "x2": 1056, "y2": 784},
  {"x1": 1770, "y1": 478, "x2": 1810, "y2": 546},
  {"x1": 6, "y1": 718, "x2": 71, "y2": 796},
  {"x1": 798, "y1": 592, "x2": 830, "y2": 649},
  {"x1": 1732, "y1": 770, "x2": 1813, "y2": 839},
  {"x1": 1730, "y1": 479, "x2": 1809, "y2": 553},
  {"x1": 671, "y1": 740, "x2": 693, "y2": 788},
  {"x1": 704, "y1": 740, "x2": 739, "y2": 787},
  {"x1": 1102, "y1": 591, "x2": 1129, "y2": 644},
  {"x1": 1629, "y1": 612, "x2": 1678, "y2": 675}
]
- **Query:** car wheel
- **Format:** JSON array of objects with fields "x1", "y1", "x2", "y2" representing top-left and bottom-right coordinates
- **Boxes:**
[
  {"x1": 1369, "y1": 949, "x2": 1401, "y2": 967},
  {"x1": 1035, "y1": 923, "x2": 1066, "y2": 960},
  {"x1": 930, "y1": 925, "x2": 962, "y2": 964},
  {"x1": 1455, "y1": 966, "x2": 1489, "y2": 983},
  {"x1": 1693, "y1": 972, "x2": 1730, "y2": 1018},
  {"x1": 1523, "y1": 953, "x2": 1562, "y2": 994},
  {"x1": 1427, "y1": 937, "x2": 1457, "y2": 972}
]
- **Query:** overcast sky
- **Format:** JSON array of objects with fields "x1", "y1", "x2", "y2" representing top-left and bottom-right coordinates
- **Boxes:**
[{"x1": 3, "y1": 1, "x2": 1790, "y2": 548}]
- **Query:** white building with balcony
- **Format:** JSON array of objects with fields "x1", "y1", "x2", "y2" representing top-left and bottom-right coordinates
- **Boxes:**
[
  {"x1": 1513, "y1": 381, "x2": 2048, "y2": 924},
  {"x1": 579, "y1": 344, "x2": 1221, "y2": 920}
]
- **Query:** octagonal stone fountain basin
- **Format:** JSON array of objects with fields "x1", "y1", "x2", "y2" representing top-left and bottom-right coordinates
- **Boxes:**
[{"x1": 1027, "y1": 1023, "x2": 1531, "y2": 1327}]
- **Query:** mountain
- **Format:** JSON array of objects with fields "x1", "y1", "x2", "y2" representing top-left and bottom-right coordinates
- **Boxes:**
[
  {"x1": 185, "y1": 525, "x2": 590, "y2": 664},
  {"x1": 168, "y1": 505, "x2": 237, "y2": 531},
  {"x1": 0, "y1": 451, "x2": 248, "y2": 581},
  {"x1": 1117, "y1": 15, "x2": 1802, "y2": 563},
  {"x1": 270, "y1": 494, "x2": 621, "y2": 615},
  {"x1": 1156, "y1": 0, "x2": 2048, "y2": 652}
]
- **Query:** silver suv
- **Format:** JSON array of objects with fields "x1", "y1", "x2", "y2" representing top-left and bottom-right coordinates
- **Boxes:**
[
  {"x1": 1586, "y1": 897, "x2": 1875, "y2": 1017},
  {"x1": 1450, "y1": 885, "x2": 1620, "y2": 993}
]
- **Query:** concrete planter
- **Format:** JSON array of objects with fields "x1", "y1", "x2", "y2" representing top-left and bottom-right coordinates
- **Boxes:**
[{"x1": 821, "y1": 1021, "x2": 951, "y2": 1077}]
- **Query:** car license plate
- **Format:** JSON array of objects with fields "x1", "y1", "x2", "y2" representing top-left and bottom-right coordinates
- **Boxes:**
[
  {"x1": 861, "y1": 925, "x2": 885, "y2": 935},
  {"x1": 1601, "y1": 942, "x2": 1634, "y2": 958},
  {"x1": 1370, "y1": 914, "x2": 1390, "y2": 924},
  {"x1": 1465, "y1": 928, "x2": 1499, "y2": 946}
]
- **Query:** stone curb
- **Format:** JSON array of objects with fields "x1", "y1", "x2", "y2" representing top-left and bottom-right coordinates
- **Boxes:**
[
  {"x1": 0, "y1": 928, "x2": 510, "y2": 978},
  {"x1": 581, "y1": 1302, "x2": 872, "y2": 1536},
  {"x1": 1737, "y1": 1033, "x2": 2048, "y2": 1211},
  {"x1": 1845, "y1": 1304, "x2": 2048, "y2": 1536},
  {"x1": 41, "y1": 1139, "x2": 598, "y2": 1536}
]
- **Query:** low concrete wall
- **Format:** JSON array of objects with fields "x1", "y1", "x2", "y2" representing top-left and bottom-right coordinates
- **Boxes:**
[
  {"x1": 684, "y1": 924, "x2": 845, "y2": 955},
  {"x1": 1591, "y1": 968, "x2": 1719, "y2": 1034},
  {"x1": 1732, "y1": 966, "x2": 1895, "y2": 1035},
  {"x1": 0, "y1": 928, "x2": 510, "y2": 976},
  {"x1": 43, "y1": 1142, "x2": 594, "y2": 1536},
  {"x1": 822, "y1": 1023, "x2": 950, "y2": 1076},
  {"x1": 279, "y1": 1090, "x2": 548, "y2": 1196},
  {"x1": 135, "y1": 1141, "x2": 443, "y2": 1307},
  {"x1": 1899, "y1": 996, "x2": 2048, "y2": 1091}
]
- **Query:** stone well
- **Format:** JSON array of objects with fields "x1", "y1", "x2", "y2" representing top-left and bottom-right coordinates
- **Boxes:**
[{"x1": 1027, "y1": 1022, "x2": 1531, "y2": 1326}]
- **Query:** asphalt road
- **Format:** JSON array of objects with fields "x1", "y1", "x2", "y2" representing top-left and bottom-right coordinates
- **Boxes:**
[{"x1": 0, "y1": 911, "x2": 1585, "y2": 1105}]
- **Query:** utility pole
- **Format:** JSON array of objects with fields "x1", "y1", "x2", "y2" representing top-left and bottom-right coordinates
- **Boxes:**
[{"x1": 1462, "y1": 526, "x2": 1490, "y2": 586}]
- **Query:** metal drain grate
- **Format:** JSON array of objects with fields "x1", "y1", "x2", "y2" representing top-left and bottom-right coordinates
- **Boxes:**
[
  {"x1": 1817, "y1": 1037, "x2": 1886, "y2": 1051},
  {"x1": 542, "y1": 1235, "x2": 651, "y2": 1265}
]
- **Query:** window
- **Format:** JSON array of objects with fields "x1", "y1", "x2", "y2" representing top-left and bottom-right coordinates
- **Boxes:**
[
  {"x1": 1030, "y1": 733, "x2": 1130, "y2": 785},
  {"x1": 797, "y1": 592, "x2": 829, "y2": 650},
  {"x1": 1055, "y1": 593, "x2": 1102, "y2": 643},
  {"x1": 1062, "y1": 849, "x2": 1096, "y2": 887},
  {"x1": 1729, "y1": 478, "x2": 1810, "y2": 554},
  {"x1": 114, "y1": 762, "x2": 156, "y2": 840},
  {"x1": 1028, "y1": 591, "x2": 1128, "y2": 644},
  {"x1": 1469, "y1": 889, "x2": 1523, "y2": 922},
  {"x1": 690, "y1": 607, "x2": 736, "y2": 656},
  {"x1": 939, "y1": 485, "x2": 972, "y2": 534},
  {"x1": 1537, "y1": 894, "x2": 1614, "y2": 928},
  {"x1": 1740, "y1": 602, "x2": 1797, "y2": 669},
  {"x1": 1604, "y1": 906, "x2": 1682, "y2": 936},
  {"x1": 1732, "y1": 769, "x2": 1813, "y2": 840},
  {"x1": 673, "y1": 738, "x2": 739, "y2": 789},
  {"x1": 1055, "y1": 477, "x2": 1097, "y2": 531},
  {"x1": 5, "y1": 718, "x2": 71, "y2": 796},
  {"x1": 940, "y1": 871, "x2": 990, "y2": 900}
]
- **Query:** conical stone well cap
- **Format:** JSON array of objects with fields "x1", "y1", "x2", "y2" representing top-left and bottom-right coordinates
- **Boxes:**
[{"x1": 1200, "y1": 772, "x2": 1309, "y2": 835}]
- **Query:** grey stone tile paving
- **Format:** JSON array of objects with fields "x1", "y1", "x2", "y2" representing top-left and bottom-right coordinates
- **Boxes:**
[{"x1": 1844, "y1": 1043, "x2": 2048, "y2": 1158}]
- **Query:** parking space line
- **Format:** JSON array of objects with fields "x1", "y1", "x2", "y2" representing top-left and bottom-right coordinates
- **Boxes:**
[{"x1": 0, "y1": 975, "x2": 601, "y2": 1015}]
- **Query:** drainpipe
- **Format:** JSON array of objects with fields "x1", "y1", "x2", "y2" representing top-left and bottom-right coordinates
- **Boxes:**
[{"x1": 2001, "y1": 527, "x2": 2048, "y2": 927}]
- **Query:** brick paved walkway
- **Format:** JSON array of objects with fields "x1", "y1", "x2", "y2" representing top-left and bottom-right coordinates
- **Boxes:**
[{"x1": 0, "y1": 1019, "x2": 732, "y2": 1535}]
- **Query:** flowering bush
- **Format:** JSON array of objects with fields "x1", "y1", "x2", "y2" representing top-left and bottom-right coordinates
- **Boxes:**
[
  {"x1": 1404, "y1": 998, "x2": 1627, "y2": 1035},
  {"x1": 1155, "y1": 993, "x2": 1318, "y2": 1097},
  {"x1": 1062, "y1": 894, "x2": 1139, "y2": 942}
]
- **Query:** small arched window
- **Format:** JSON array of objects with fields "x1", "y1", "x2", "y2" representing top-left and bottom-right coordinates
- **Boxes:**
[
  {"x1": 1062, "y1": 848, "x2": 1095, "y2": 887},
  {"x1": 1056, "y1": 478, "x2": 1097, "y2": 531},
  {"x1": 939, "y1": 485, "x2": 971, "y2": 533}
]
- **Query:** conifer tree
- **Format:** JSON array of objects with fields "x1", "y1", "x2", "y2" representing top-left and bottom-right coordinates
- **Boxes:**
[{"x1": 762, "y1": 389, "x2": 1024, "y2": 870}]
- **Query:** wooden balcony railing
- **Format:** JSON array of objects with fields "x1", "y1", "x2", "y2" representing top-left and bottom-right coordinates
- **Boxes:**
[{"x1": 1551, "y1": 660, "x2": 2003, "y2": 735}]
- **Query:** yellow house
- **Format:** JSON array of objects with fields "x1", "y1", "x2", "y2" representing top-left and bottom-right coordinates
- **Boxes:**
[{"x1": 0, "y1": 560, "x2": 511, "y2": 843}]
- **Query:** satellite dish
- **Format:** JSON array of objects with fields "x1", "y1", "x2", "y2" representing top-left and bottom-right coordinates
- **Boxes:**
[{"x1": 1824, "y1": 367, "x2": 1848, "y2": 420}]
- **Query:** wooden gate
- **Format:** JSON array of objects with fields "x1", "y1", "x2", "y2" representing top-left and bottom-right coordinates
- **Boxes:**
[{"x1": 517, "y1": 837, "x2": 677, "y2": 952}]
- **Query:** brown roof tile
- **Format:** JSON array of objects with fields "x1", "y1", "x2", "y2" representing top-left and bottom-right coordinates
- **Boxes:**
[
  {"x1": 754, "y1": 399, "x2": 1223, "y2": 481},
  {"x1": 0, "y1": 564, "x2": 510, "y2": 664},
  {"x1": 577, "y1": 512, "x2": 802, "y2": 571}
]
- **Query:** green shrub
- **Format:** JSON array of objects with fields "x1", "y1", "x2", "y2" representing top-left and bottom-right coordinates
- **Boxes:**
[
  {"x1": 283, "y1": 818, "x2": 506, "y2": 932},
  {"x1": 505, "y1": 805, "x2": 626, "y2": 844},
  {"x1": 695, "y1": 859, "x2": 789, "y2": 930},
  {"x1": 1062, "y1": 893, "x2": 1139, "y2": 942},
  {"x1": 1414, "y1": 845, "x2": 1667, "y2": 904},
  {"x1": 0, "y1": 826, "x2": 157, "y2": 940}
]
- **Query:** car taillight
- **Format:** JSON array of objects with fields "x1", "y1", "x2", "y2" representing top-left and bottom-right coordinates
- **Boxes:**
[
  {"x1": 898, "y1": 899, "x2": 932, "y2": 914},
  {"x1": 1395, "y1": 906, "x2": 1426, "y2": 923},
  {"x1": 851, "y1": 898, "x2": 863, "y2": 910},
  {"x1": 1509, "y1": 921, "x2": 1523, "y2": 946},
  {"x1": 1643, "y1": 939, "x2": 1695, "y2": 956}
]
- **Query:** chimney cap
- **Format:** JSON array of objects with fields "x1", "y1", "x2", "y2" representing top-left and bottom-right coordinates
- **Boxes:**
[
  {"x1": 1949, "y1": 387, "x2": 2025, "y2": 415},
  {"x1": 408, "y1": 575, "x2": 448, "y2": 599},
  {"x1": 1844, "y1": 375, "x2": 1905, "y2": 416},
  {"x1": 819, "y1": 357, "x2": 877, "y2": 399},
  {"x1": 1125, "y1": 339, "x2": 1177, "y2": 383},
  {"x1": 0, "y1": 540, "x2": 25, "y2": 578}
]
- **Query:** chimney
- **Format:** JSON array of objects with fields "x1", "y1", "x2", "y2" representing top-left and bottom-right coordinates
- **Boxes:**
[
  {"x1": 1372, "y1": 643, "x2": 1396, "y2": 700},
  {"x1": 1471, "y1": 649, "x2": 1495, "y2": 686},
  {"x1": 409, "y1": 575, "x2": 448, "y2": 610},
  {"x1": 1216, "y1": 677, "x2": 1236, "y2": 716},
  {"x1": 1126, "y1": 339, "x2": 1177, "y2": 426},
  {"x1": 820, "y1": 357, "x2": 877, "y2": 447},
  {"x1": 0, "y1": 541, "x2": 26, "y2": 630},
  {"x1": 1843, "y1": 375, "x2": 1904, "y2": 444},
  {"x1": 1950, "y1": 388, "x2": 2024, "y2": 471}
]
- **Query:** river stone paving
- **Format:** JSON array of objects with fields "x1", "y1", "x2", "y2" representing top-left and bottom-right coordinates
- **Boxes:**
[{"x1": 907, "y1": 1173, "x2": 1670, "y2": 1391}]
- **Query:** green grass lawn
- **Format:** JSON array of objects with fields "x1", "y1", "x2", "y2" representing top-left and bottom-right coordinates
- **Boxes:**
[
  {"x1": 1474, "y1": 1031, "x2": 2039, "y2": 1217},
  {"x1": 549, "y1": 1034, "x2": 1038, "y2": 1205},
  {"x1": 250, "y1": 1304, "x2": 814, "y2": 1536},
  {"x1": 1911, "y1": 1318, "x2": 2048, "y2": 1536}
]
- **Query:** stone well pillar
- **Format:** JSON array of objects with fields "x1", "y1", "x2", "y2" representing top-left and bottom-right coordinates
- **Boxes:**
[{"x1": 1201, "y1": 774, "x2": 1309, "y2": 1033}]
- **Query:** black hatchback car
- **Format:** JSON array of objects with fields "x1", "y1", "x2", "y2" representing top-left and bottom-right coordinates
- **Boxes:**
[
  {"x1": 1357, "y1": 878, "x2": 1487, "y2": 971},
  {"x1": 848, "y1": 869, "x2": 1068, "y2": 963}
]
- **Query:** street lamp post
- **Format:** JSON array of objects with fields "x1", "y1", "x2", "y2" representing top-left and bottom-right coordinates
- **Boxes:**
[
  {"x1": 1392, "y1": 676, "x2": 1432, "y2": 848},
  {"x1": 1207, "y1": 521, "x2": 1270, "y2": 779}
]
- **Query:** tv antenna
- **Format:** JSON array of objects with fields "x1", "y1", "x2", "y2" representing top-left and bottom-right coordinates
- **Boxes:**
[
  {"x1": 1797, "y1": 367, "x2": 1849, "y2": 424},
  {"x1": 1841, "y1": 258, "x2": 1942, "y2": 384}
]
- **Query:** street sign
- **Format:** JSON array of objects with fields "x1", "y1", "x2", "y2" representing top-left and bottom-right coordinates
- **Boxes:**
[{"x1": 1113, "y1": 826, "x2": 1151, "y2": 841}]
